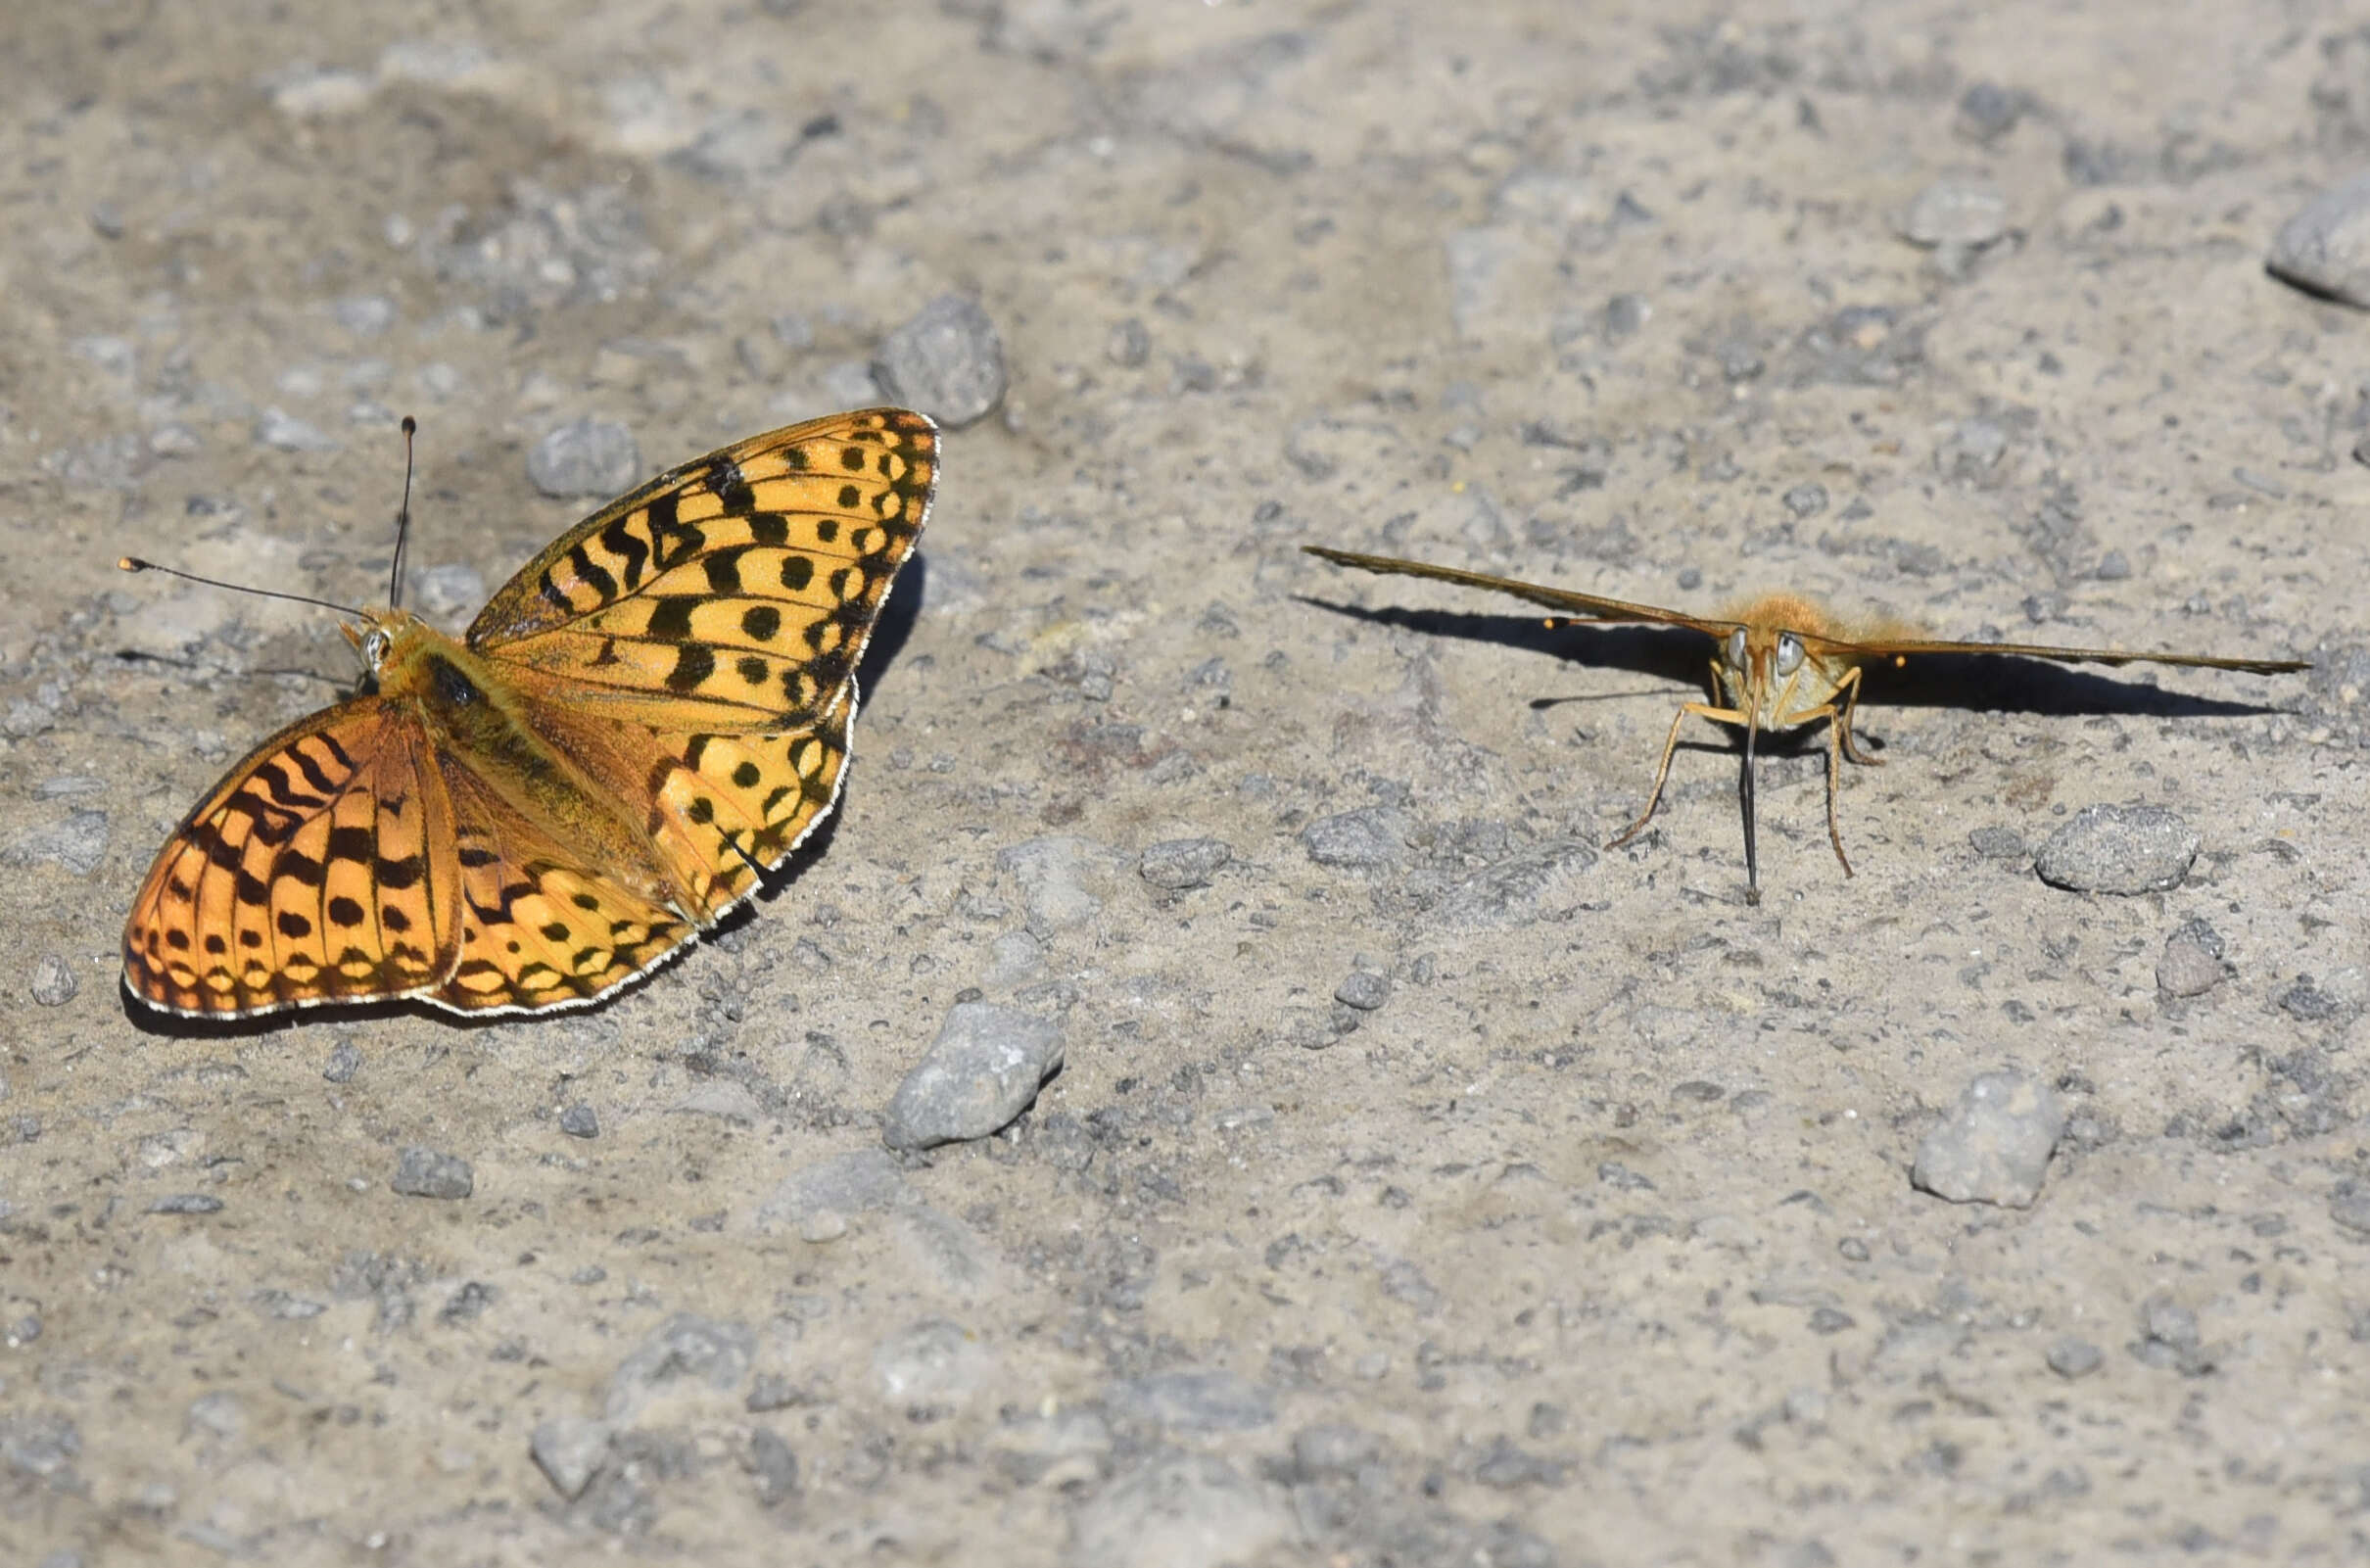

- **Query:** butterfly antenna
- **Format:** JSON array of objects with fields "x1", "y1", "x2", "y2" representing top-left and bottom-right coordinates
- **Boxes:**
[
  {"x1": 387, "y1": 415, "x2": 418, "y2": 609},
  {"x1": 117, "y1": 558, "x2": 365, "y2": 618}
]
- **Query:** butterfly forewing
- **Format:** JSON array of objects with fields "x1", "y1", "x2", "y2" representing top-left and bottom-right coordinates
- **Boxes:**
[
  {"x1": 469, "y1": 407, "x2": 937, "y2": 734},
  {"x1": 1808, "y1": 633, "x2": 2306, "y2": 676},
  {"x1": 123, "y1": 702, "x2": 460, "y2": 1017},
  {"x1": 1302, "y1": 546, "x2": 1737, "y2": 634}
]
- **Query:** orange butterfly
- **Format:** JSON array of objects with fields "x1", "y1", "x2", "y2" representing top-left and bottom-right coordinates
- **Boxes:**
[
  {"x1": 123, "y1": 407, "x2": 936, "y2": 1018},
  {"x1": 1304, "y1": 546, "x2": 2306, "y2": 898}
]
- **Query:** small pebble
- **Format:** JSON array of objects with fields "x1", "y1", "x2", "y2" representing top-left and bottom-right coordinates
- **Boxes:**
[
  {"x1": 146, "y1": 1194, "x2": 223, "y2": 1215},
  {"x1": 530, "y1": 1416, "x2": 612, "y2": 1500},
  {"x1": 606, "y1": 1313, "x2": 756, "y2": 1420},
  {"x1": 28, "y1": 955, "x2": 77, "y2": 1007},
  {"x1": 391, "y1": 1147, "x2": 474, "y2": 1200},
  {"x1": 748, "y1": 1427, "x2": 799, "y2": 1506},
  {"x1": 1106, "y1": 317, "x2": 1151, "y2": 367},
  {"x1": 1300, "y1": 807, "x2": 1410, "y2": 869},
  {"x1": 872, "y1": 294, "x2": 1006, "y2": 428},
  {"x1": 1334, "y1": 970, "x2": 1392, "y2": 1011},
  {"x1": 1911, "y1": 1069, "x2": 2063, "y2": 1208},
  {"x1": 2046, "y1": 1337, "x2": 2103, "y2": 1378},
  {"x1": 1781, "y1": 482, "x2": 1828, "y2": 518},
  {"x1": 1897, "y1": 178, "x2": 2009, "y2": 248},
  {"x1": 254, "y1": 407, "x2": 335, "y2": 452},
  {"x1": 527, "y1": 417, "x2": 640, "y2": 499},
  {"x1": 1070, "y1": 1451, "x2": 1290, "y2": 1568},
  {"x1": 2267, "y1": 172, "x2": 2370, "y2": 309},
  {"x1": 880, "y1": 1001, "x2": 1066, "y2": 1150},
  {"x1": 1967, "y1": 825, "x2": 2025, "y2": 860},
  {"x1": 558, "y1": 1104, "x2": 599, "y2": 1138},
  {"x1": 1139, "y1": 836, "x2": 1231, "y2": 890},
  {"x1": 6, "y1": 811, "x2": 110, "y2": 877},
  {"x1": 2156, "y1": 919, "x2": 2226, "y2": 999},
  {"x1": 321, "y1": 1042, "x2": 362, "y2": 1083},
  {"x1": 2331, "y1": 1180, "x2": 2370, "y2": 1237},
  {"x1": 2034, "y1": 804, "x2": 2200, "y2": 894},
  {"x1": 1954, "y1": 82, "x2": 2028, "y2": 144},
  {"x1": 799, "y1": 1209, "x2": 847, "y2": 1243},
  {"x1": 1603, "y1": 292, "x2": 1650, "y2": 339}
]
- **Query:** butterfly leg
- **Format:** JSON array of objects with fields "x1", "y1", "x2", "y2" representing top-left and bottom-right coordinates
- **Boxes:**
[
  {"x1": 1606, "y1": 700, "x2": 1749, "y2": 851},
  {"x1": 1831, "y1": 665, "x2": 1881, "y2": 766}
]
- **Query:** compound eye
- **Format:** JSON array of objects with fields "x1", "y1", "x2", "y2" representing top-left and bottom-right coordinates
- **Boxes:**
[
  {"x1": 1775, "y1": 632, "x2": 1804, "y2": 677},
  {"x1": 1726, "y1": 628, "x2": 1747, "y2": 669},
  {"x1": 362, "y1": 630, "x2": 390, "y2": 668}
]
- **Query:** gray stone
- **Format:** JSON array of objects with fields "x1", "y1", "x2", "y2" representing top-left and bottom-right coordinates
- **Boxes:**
[
  {"x1": 748, "y1": 1427, "x2": 799, "y2": 1506},
  {"x1": 1069, "y1": 1450, "x2": 1290, "y2": 1568},
  {"x1": 1107, "y1": 317, "x2": 1151, "y2": 367},
  {"x1": 605, "y1": 1313, "x2": 755, "y2": 1420},
  {"x1": 873, "y1": 294, "x2": 1006, "y2": 428},
  {"x1": 1291, "y1": 1423, "x2": 1383, "y2": 1479},
  {"x1": 255, "y1": 406, "x2": 335, "y2": 451},
  {"x1": 1954, "y1": 82, "x2": 2030, "y2": 144},
  {"x1": 322, "y1": 1042, "x2": 361, "y2": 1083},
  {"x1": 758, "y1": 1147, "x2": 912, "y2": 1230},
  {"x1": 2332, "y1": 1180, "x2": 2370, "y2": 1238},
  {"x1": 185, "y1": 1391, "x2": 244, "y2": 1439},
  {"x1": 527, "y1": 417, "x2": 640, "y2": 499},
  {"x1": 1897, "y1": 178, "x2": 2009, "y2": 248},
  {"x1": 0, "y1": 1412, "x2": 79, "y2": 1479},
  {"x1": 1105, "y1": 1369, "x2": 1275, "y2": 1432},
  {"x1": 28, "y1": 955, "x2": 76, "y2": 1007},
  {"x1": 1300, "y1": 807, "x2": 1410, "y2": 868},
  {"x1": 998, "y1": 835, "x2": 1112, "y2": 931},
  {"x1": 2156, "y1": 920, "x2": 2227, "y2": 998},
  {"x1": 1934, "y1": 415, "x2": 2009, "y2": 481},
  {"x1": 2034, "y1": 804, "x2": 2200, "y2": 894},
  {"x1": 1139, "y1": 837, "x2": 1231, "y2": 890},
  {"x1": 390, "y1": 1147, "x2": 473, "y2": 1200},
  {"x1": 333, "y1": 294, "x2": 397, "y2": 335},
  {"x1": 2046, "y1": 1337, "x2": 2104, "y2": 1378},
  {"x1": 1334, "y1": 970, "x2": 1391, "y2": 1011},
  {"x1": 873, "y1": 1317, "x2": 993, "y2": 1407},
  {"x1": 1781, "y1": 482, "x2": 1828, "y2": 518},
  {"x1": 882, "y1": 1002, "x2": 1066, "y2": 1150},
  {"x1": 1912, "y1": 1070, "x2": 2064, "y2": 1208},
  {"x1": 530, "y1": 1416, "x2": 612, "y2": 1500},
  {"x1": 2267, "y1": 172, "x2": 2370, "y2": 309},
  {"x1": 146, "y1": 1194, "x2": 224, "y2": 1214},
  {"x1": 558, "y1": 1104, "x2": 599, "y2": 1138},
  {"x1": 5, "y1": 811, "x2": 109, "y2": 878},
  {"x1": 1967, "y1": 825, "x2": 2026, "y2": 860},
  {"x1": 403, "y1": 563, "x2": 486, "y2": 626}
]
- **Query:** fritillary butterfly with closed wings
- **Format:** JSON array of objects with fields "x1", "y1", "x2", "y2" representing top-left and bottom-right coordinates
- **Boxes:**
[{"x1": 122, "y1": 406, "x2": 937, "y2": 1018}]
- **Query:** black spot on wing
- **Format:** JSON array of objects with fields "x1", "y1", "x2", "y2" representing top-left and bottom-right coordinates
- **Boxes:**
[
  {"x1": 706, "y1": 456, "x2": 756, "y2": 514},
  {"x1": 667, "y1": 642, "x2": 716, "y2": 692},
  {"x1": 703, "y1": 551, "x2": 743, "y2": 594},
  {"x1": 646, "y1": 597, "x2": 697, "y2": 640},
  {"x1": 600, "y1": 515, "x2": 651, "y2": 591}
]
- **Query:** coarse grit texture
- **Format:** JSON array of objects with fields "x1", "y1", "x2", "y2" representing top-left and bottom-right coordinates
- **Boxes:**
[{"x1": 1, "y1": 2, "x2": 2366, "y2": 1564}]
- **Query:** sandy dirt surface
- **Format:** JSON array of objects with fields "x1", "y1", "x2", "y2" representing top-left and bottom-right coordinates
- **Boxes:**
[{"x1": 3, "y1": 2, "x2": 2368, "y2": 1563}]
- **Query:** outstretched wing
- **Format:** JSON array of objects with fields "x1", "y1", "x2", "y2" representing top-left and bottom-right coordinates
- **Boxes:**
[
  {"x1": 123, "y1": 700, "x2": 459, "y2": 1018},
  {"x1": 1303, "y1": 546, "x2": 1736, "y2": 636},
  {"x1": 469, "y1": 407, "x2": 936, "y2": 734},
  {"x1": 424, "y1": 752, "x2": 689, "y2": 1014},
  {"x1": 1811, "y1": 633, "x2": 2306, "y2": 676}
]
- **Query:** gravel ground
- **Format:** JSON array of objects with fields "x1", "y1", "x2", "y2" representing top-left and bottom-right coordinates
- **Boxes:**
[{"x1": 4, "y1": 3, "x2": 2368, "y2": 1564}]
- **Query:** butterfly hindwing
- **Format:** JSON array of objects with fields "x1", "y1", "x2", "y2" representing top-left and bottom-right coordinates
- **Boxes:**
[{"x1": 122, "y1": 701, "x2": 459, "y2": 1017}]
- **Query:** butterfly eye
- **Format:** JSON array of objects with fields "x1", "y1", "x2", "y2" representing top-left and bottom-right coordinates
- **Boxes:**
[
  {"x1": 1775, "y1": 633, "x2": 1804, "y2": 676},
  {"x1": 1726, "y1": 628, "x2": 1746, "y2": 669},
  {"x1": 362, "y1": 630, "x2": 390, "y2": 668}
]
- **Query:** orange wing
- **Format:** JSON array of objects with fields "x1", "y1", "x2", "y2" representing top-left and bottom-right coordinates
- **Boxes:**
[
  {"x1": 1302, "y1": 546, "x2": 1737, "y2": 635},
  {"x1": 468, "y1": 408, "x2": 936, "y2": 734},
  {"x1": 425, "y1": 752, "x2": 694, "y2": 1014},
  {"x1": 1805, "y1": 632, "x2": 2306, "y2": 676},
  {"x1": 123, "y1": 701, "x2": 459, "y2": 1018}
]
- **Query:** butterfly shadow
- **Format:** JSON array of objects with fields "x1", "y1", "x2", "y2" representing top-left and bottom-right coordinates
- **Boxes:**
[{"x1": 1303, "y1": 599, "x2": 2300, "y2": 727}]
